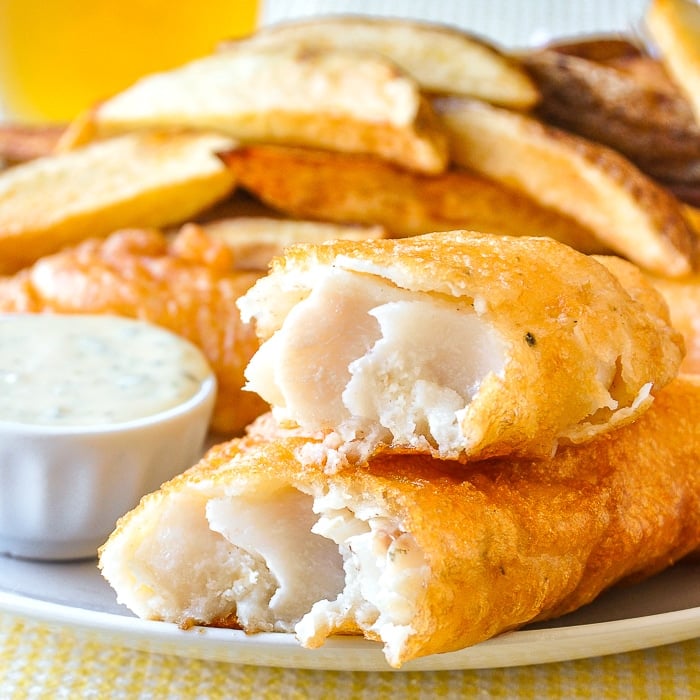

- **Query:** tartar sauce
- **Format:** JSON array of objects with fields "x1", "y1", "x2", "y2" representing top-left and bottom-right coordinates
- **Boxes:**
[{"x1": 0, "y1": 314, "x2": 213, "y2": 426}]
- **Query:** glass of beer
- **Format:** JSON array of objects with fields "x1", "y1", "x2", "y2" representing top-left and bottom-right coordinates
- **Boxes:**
[{"x1": 0, "y1": 1, "x2": 259, "y2": 123}]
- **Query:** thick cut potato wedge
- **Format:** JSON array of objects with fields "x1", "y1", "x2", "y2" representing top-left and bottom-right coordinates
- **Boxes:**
[
  {"x1": 436, "y1": 97, "x2": 697, "y2": 277},
  {"x1": 0, "y1": 130, "x2": 237, "y2": 273},
  {"x1": 646, "y1": 269, "x2": 700, "y2": 374},
  {"x1": 220, "y1": 144, "x2": 607, "y2": 252},
  {"x1": 196, "y1": 217, "x2": 386, "y2": 270},
  {"x1": 646, "y1": 0, "x2": 700, "y2": 123},
  {"x1": 524, "y1": 47, "x2": 700, "y2": 166},
  {"x1": 61, "y1": 44, "x2": 448, "y2": 175},
  {"x1": 230, "y1": 16, "x2": 539, "y2": 109}
]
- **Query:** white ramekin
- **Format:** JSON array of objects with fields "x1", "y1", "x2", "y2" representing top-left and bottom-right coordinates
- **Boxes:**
[{"x1": 0, "y1": 363, "x2": 216, "y2": 562}]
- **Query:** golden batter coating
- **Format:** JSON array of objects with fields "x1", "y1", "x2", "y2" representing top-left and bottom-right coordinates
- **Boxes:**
[
  {"x1": 0, "y1": 226, "x2": 266, "y2": 435},
  {"x1": 99, "y1": 376, "x2": 700, "y2": 668},
  {"x1": 237, "y1": 230, "x2": 684, "y2": 463}
]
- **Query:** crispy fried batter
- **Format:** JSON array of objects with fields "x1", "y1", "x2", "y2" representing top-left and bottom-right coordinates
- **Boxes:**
[
  {"x1": 99, "y1": 375, "x2": 700, "y2": 667},
  {"x1": 238, "y1": 230, "x2": 684, "y2": 461}
]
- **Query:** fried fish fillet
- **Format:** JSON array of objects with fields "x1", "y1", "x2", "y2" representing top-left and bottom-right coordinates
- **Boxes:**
[
  {"x1": 220, "y1": 144, "x2": 608, "y2": 252},
  {"x1": 435, "y1": 97, "x2": 698, "y2": 277},
  {"x1": 98, "y1": 375, "x2": 700, "y2": 668},
  {"x1": 61, "y1": 43, "x2": 448, "y2": 175},
  {"x1": 237, "y1": 231, "x2": 684, "y2": 464},
  {"x1": 230, "y1": 15, "x2": 539, "y2": 108},
  {"x1": 0, "y1": 130, "x2": 237, "y2": 274},
  {"x1": 0, "y1": 226, "x2": 266, "y2": 435}
]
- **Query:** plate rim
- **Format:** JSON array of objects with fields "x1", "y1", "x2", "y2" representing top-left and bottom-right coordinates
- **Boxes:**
[{"x1": 2, "y1": 569, "x2": 700, "y2": 672}]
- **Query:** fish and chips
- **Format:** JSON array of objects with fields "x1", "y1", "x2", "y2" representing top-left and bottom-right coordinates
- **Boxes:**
[{"x1": 0, "y1": 2, "x2": 698, "y2": 668}]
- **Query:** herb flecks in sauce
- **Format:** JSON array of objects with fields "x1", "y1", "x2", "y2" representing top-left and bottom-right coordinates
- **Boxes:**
[{"x1": 0, "y1": 314, "x2": 212, "y2": 426}]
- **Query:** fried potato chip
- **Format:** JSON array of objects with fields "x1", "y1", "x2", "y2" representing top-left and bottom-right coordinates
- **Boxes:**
[
  {"x1": 230, "y1": 15, "x2": 539, "y2": 109},
  {"x1": 646, "y1": 0, "x2": 700, "y2": 124},
  {"x1": 196, "y1": 217, "x2": 386, "y2": 271},
  {"x1": 436, "y1": 97, "x2": 697, "y2": 277},
  {"x1": 0, "y1": 130, "x2": 237, "y2": 273},
  {"x1": 62, "y1": 44, "x2": 448, "y2": 175},
  {"x1": 220, "y1": 144, "x2": 608, "y2": 253}
]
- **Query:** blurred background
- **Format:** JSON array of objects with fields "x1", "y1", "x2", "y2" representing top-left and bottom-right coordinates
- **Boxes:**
[
  {"x1": 262, "y1": 0, "x2": 649, "y2": 47},
  {"x1": 0, "y1": 0, "x2": 651, "y2": 123}
]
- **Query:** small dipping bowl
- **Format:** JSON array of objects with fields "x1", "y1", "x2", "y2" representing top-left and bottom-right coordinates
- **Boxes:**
[{"x1": 0, "y1": 313, "x2": 216, "y2": 561}]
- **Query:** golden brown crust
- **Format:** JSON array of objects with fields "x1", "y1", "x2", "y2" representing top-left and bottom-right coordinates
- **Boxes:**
[
  {"x1": 220, "y1": 144, "x2": 608, "y2": 252},
  {"x1": 0, "y1": 226, "x2": 267, "y2": 434},
  {"x1": 101, "y1": 376, "x2": 700, "y2": 666},
  {"x1": 241, "y1": 230, "x2": 684, "y2": 458}
]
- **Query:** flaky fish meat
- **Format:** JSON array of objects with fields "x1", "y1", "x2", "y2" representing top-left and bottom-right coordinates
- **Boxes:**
[
  {"x1": 99, "y1": 376, "x2": 700, "y2": 667},
  {"x1": 237, "y1": 230, "x2": 683, "y2": 464}
]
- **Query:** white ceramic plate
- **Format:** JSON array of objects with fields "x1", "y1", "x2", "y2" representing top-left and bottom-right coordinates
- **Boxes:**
[{"x1": 1, "y1": 555, "x2": 699, "y2": 671}]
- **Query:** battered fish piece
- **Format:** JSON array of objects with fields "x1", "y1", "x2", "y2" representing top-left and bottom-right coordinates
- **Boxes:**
[
  {"x1": 237, "y1": 231, "x2": 684, "y2": 464},
  {"x1": 0, "y1": 226, "x2": 266, "y2": 435},
  {"x1": 98, "y1": 376, "x2": 700, "y2": 668}
]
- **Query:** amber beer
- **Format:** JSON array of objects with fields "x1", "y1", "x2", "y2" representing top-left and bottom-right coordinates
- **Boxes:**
[{"x1": 0, "y1": 0, "x2": 259, "y2": 123}]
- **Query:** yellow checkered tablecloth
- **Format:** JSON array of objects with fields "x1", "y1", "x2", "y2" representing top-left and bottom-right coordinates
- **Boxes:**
[{"x1": 0, "y1": 611, "x2": 698, "y2": 699}]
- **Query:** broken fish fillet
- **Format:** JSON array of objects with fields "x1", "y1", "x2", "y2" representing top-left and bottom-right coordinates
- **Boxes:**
[
  {"x1": 98, "y1": 376, "x2": 700, "y2": 668},
  {"x1": 236, "y1": 231, "x2": 684, "y2": 463}
]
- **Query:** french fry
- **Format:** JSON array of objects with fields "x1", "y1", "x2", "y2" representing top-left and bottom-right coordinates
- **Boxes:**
[
  {"x1": 435, "y1": 97, "x2": 697, "y2": 277},
  {"x1": 0, "y1": 130, "x2": 237, "y2": 274},
  {"x1": 219, "y1": 144, "x2": 608, "y2": 252},
  {"x1": 195, "y1": 217, "x2": 386, "y2": 270},
  {"x1": 60, "y1": 44, "x2": 448, "y2": 175},
  {"x1": 645, "y1": 0, "x2": 700, "y2": 124},
  {"x1": 229, "y1": 16, "x2": 539, "y2": 109}
]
